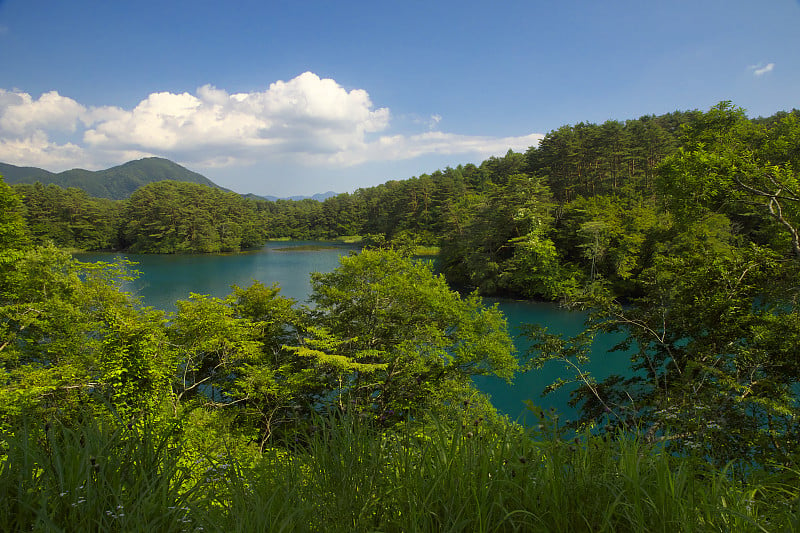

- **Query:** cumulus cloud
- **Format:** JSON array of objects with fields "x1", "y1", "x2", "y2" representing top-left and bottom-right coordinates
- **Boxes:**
[
  {"x1": 0, "y1": 89, "x2": 87, "y2": 135},
  {"x1": 749, "y1": 63, "x2": 775, "y2": 76},
  {"x1": 82, "y1": 72, "x2": 391, "y2": 164},
  {"x1": 0, "y1": 72, "x2": 543, "y2": 175},
  {"x1": 0, "y1": 130, "x2": 88, "y2": 169},
  {"x1": 326, "y1": 131, "x2": 545, "y2": 166}
]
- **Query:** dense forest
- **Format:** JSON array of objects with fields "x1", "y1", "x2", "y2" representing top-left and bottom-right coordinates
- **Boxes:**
[
  {"x1": 13, "y1": 106, "x2": 800, "y2": 298},
  {"x1": 2, "y1": 102, "x2": 800, "y2": 530},
  {"x1": 2, "y1": 157, "x2": 219, "y2": 199}
]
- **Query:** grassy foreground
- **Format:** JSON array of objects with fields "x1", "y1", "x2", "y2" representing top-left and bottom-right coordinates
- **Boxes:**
[{"x1": 1, "y1": 409, "x2": 798, "y2": 532}]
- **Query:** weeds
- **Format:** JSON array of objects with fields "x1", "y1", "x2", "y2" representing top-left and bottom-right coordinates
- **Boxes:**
[{"x1": 0, "y1": 408, "x2": 797, "y2": 532}]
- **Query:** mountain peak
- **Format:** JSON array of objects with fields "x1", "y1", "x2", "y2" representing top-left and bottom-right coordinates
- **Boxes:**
[{"x1": 1, "y1": 158, "x2": 221, "y2": 199}]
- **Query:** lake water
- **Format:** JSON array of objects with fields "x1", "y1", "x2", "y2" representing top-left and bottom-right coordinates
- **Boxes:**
[{"x1": 76, "y1": 241, "x2": 629, "y2": 423}]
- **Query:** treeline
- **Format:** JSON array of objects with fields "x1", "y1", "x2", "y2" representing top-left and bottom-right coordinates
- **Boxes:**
[
  {"x1": 12, "y1": 106, "x2": 800, "y2": 301},
  {"x1": 13, "y1": 180, "x2": 270, "y2": 253},
  {"x1": 11, "y1": 110, "x2": 696, "y2": 257}
]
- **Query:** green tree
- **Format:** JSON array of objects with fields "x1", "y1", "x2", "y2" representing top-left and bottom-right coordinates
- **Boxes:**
[
  {"x1": 0, "y1": 177, "x2": 29, "y2": 252},
  {"x1": 122, "y1": 181, "x2": 266, "y2": 253},
  {"x1": 293, "y1": 249, "x2": 518, "y2": 422},
  {"x1": 528, "y1": 103, "x2": 800, "y2": 469},
  {"x1": 1, "y1": 177, "x2": 177, "y2": 423}
]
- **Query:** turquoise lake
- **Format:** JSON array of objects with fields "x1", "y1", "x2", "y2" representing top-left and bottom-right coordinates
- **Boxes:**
[{"x1": 76, "y1": 241, "x2": 629, "y2": 424}]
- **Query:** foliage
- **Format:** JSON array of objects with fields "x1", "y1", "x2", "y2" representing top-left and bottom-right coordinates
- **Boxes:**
[
  {"x1": 0, "y1": 177, "x2": 28, "y2": 252},
  {"x1": 0, "y1": 244, "x2": 170, "y2": 425},
  {"x1": 0, "y1": 177, "x2": 175, "y2": 426},
  {"x1": 2, "y1": 408, "x2": 797, "y2": 532},
  {"x1": 526, "y1": 103, "x2": 800, "y2": 469},
  {"x1": 5, "y1": 103, "x2": 800, "y2": 529},
  {"x1": 13, "y1": 182, "x2": 122, "y2": 250},
  {"x1": 0, "y1": 412, "x2": 204, "y2": 532},
  {"x1": 121, "y1": 181, "x2": 267, "y2": 253},
  {"x1": 289, "y1": 248, "x2": 518, "y2": 422}
]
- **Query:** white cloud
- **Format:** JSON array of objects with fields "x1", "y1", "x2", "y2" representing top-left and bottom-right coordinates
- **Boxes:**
[
  {"x1": 0, "y1": 130, "x2": 88, "y2": 169},
  {"x1": 749, "y1": 62, "x2": 775, "y2": 76},
  {"x1": 0, "y1": 73, "x2": 543, "y2": 177},
  {"x1": 0, "y1": 89, "x2": 86, "y2": 135},
  {"x1": 326, "y1": 131, "x2": 545, "y2": 166},
  {"x1": 83, "y1": 72, "x2": 391, "y2": 163}
]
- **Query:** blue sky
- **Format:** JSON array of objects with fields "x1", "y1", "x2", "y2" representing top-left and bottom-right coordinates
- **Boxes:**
[{"x1": 1, "y1": 0, "x2": 798, "y2": 196}]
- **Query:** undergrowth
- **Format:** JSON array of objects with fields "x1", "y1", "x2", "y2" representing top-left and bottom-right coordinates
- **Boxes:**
[{"x1": 0, "y1": 408, "x2": 797, "y2": 532}]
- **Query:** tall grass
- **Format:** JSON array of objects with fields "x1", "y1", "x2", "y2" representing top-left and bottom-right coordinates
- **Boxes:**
[
  {"x1": 1, "y1": 409, "x2": 797, "y2": 532},
  {"x1": 0, "y1": 414, "x2": 205, "y2": 532}
]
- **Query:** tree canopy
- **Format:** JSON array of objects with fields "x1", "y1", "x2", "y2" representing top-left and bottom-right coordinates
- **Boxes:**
[{"x1": 527, "y1": 103, "x2": 800, "y2": 468}]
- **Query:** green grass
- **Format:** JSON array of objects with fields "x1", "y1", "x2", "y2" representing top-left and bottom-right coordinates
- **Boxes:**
[
  {"x1": 1, "y1": 410, "x2": 797, "y2": 532},
  {"x1": 334, "y1": 235, "x2": 363, "y2": 243},
  {"x1": 413, "y1": 245, "x2": 440, "y2": 256}
]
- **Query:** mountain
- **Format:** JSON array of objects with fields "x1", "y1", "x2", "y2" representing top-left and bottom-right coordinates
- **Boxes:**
[
  {"x1": 0, "y1": 163, "x2": 56, "y2": 183},
  {"x1": 245, "y1": 191, "x2": 339, "y2": 202},
  {"x1": 0, "y1": 157, "x2": 221, "y2": 199}
]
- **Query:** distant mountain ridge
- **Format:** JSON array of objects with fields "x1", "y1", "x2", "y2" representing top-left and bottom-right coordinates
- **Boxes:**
[
  {"x1": 2, "y1": 158, "x2": 338, "y2": 201},
  {"x1": 0, "y1": 157, "x2": 222, "y2": 200},
  {"x1": 245, "y1": 191, "x2": 338, "y2": 202}
]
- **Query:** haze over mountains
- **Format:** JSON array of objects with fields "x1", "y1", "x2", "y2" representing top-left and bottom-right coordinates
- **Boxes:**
[{"x1": 0, "y1": 157, "x2": 336, "y2": 201}]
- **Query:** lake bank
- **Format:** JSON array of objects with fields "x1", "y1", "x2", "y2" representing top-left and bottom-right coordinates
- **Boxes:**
[{"x1": 76, "y1": 241, "x2": 629, "y2": 423}]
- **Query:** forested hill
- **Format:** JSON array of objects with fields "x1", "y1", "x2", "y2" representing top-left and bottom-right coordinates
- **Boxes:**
[
  {"x1": 7, "y1": 104, "x2": 800, "y2": 299},
  {"x1": 0, "y1": 157, "x2": 221, "y2": 199}
]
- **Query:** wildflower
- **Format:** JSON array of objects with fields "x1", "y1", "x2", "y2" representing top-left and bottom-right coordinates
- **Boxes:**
[
  {"x1": 71, "y1": 498, "x2": 86, "y2": 507},
  {"x1": 466, "y1": 431, "x2": 474, "y2": 439}
]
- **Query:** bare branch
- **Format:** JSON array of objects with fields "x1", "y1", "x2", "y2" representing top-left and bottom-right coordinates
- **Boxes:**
[{"x1": 733, "y1": 174, "x2": 800, "y2": 258}]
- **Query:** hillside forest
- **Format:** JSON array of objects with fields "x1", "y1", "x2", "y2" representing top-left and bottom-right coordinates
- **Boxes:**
[{"x1": 1, "y1": 102, "x2": 800, "y2": 530}]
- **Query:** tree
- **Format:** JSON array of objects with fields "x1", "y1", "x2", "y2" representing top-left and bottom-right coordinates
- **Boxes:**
[
  {"x1": 0, "y1": 177, "x2": 29, "y2": 252},
  {"x1": 527, "y1": 103, "x2": 800, "y2": 469},
  {"x1": 291, "y1": 249, "x2": 518, "y2": 422},
  {"x1": 121, "y1": 181, "x2": 267, "y2": 253},
  {"x1": 0, "y1": 177, "x2": 179, "y2": 423}
]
